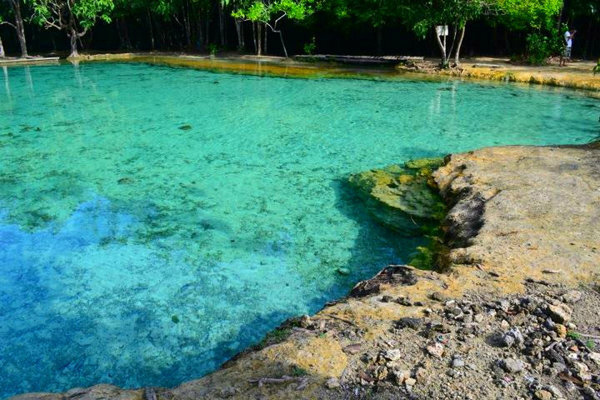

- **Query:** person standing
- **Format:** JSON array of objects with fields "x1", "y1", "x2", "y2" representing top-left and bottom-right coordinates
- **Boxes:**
[{"x1": 560, "y1": 28, "x2": 576, "y2": 66}]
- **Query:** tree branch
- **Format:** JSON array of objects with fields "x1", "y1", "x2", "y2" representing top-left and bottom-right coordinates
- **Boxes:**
[{"x1": 0, "y1": 21, "x2": 18, "y2": 30}]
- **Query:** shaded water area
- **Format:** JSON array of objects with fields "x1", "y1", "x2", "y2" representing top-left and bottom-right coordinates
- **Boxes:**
[{"x1": 0, "y1": 61, "x2": 598, "y2": 398}]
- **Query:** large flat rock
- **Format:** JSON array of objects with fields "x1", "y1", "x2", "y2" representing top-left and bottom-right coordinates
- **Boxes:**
[{"x1": 434, "y1": 145, "x2": 600, "y2": 291}]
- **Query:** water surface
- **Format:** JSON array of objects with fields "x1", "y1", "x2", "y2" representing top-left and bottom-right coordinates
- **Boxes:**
[{"x1": 0, "y1": 62, "x2": 598, "y2": 398}]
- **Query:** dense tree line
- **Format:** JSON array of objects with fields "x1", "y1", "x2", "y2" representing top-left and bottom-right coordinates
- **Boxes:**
[{"x1": 1, "y1": 0, "x2": 599, "y2": 65}]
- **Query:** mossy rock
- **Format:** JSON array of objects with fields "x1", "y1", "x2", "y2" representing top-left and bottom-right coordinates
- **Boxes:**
[{"x1": 349, "y1": 157, "x2": 446, "y2": 236}]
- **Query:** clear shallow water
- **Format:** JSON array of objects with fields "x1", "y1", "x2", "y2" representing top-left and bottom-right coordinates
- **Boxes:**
[{"x1": 0, "y1": 62, "x2": 598, "y2": 398}]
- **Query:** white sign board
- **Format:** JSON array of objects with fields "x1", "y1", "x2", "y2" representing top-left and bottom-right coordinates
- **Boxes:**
[{"x1": 436, "y1": 25, "x2": 449, "y2": 36}]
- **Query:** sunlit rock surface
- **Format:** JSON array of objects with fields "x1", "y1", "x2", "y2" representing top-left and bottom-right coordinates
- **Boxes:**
[{"x1": 434, "y1": 144, "x2": 600, "y2": 288}]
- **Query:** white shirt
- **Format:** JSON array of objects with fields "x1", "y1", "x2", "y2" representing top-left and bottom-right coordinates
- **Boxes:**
[{"x1": 565, "y1": 31, "x2": 573, "y2": 48}]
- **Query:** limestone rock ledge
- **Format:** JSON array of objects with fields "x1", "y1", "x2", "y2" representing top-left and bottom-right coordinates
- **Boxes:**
[
  {"x1": 348, "y1": 158, "x2": 445, "y2": 235},
  {"x1": 11, "y1": 144, "x2": 600, "y2": 400}
]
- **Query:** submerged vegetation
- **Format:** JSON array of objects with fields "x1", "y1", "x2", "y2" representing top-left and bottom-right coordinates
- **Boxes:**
[
  {"x1": 349, "y1": 158, "x2": 449, "y2": 270},
  {"x1": 0, "y1": 0, "x2": 599, "y2": 64},
  {"x1": 349, "y1": 158, "x2": 446, "y2": 235}
]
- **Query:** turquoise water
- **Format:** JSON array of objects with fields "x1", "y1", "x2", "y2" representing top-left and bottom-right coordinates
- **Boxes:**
[{"x1": 0, "y1": 62, "x2": 598, "y2": 398}]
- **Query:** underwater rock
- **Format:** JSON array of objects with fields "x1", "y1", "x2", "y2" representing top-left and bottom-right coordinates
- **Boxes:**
[
  {"x1": 118, "y1": 177, "x2": 134, "y2": 185},
  {"x1": 348, "y1": 158, "x2": 446, "y2": 236},
  {"x1": 336, "y1": 267, "x2": 350, "y2": 276},
  {"x1": 178, "y1": 124, "x2": 193, "y2": 131}
]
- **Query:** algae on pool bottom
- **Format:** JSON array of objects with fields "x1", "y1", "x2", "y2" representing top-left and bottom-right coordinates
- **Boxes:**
[{"x1": 0, "y1": 62, "x2": 598, "y2": 398}]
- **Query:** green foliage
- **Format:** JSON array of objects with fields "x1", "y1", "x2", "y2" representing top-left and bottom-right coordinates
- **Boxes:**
[
  {"x1": 5, "y1": 0, "x2": 597, "y2": 60},
  {"x1": 496, "y1": 0, "x2": 562, "y2": 31},
  {"x1": 291, "y1": 366, "x2": 308, "y2": 376},
  {"x1": 30, "y1": 0, "x2": 114, "y2": 30},
  {"x1": 207, "y1": 42, "x2": 218, "y2": 55},
  {"x1": 74, "y1": 0, "x2": 114, "y2": 27},
  {"x1": 408, "y1": 223, "x2": 449, "y2": 270},
  {"x1": 0, "y1": 4, "x2": 12, "y2": 24},
  {"x1": 525, "y1": 32, "x2": 552, "y2": 64},
  {"x1": 586, "y1": 339, "x2": 596, "y2": 350},
  {"x1": 303, "y1": 35, "x2": 316, "y2": 54},
  {"x1": 232, "y1": 0, "x2": 314, "y2": 23},
  {"x1": 322, "y1": 0, "x2": 403, "y2": 28},
  {"x1": 594, "y1": 60, "x2": 600, "y2": 75},
  {"x1": 493, "y1": 1, "x2": 563, "y2": 64},
  {"x1": 232, "y1": 0, "x2": 315, "y2": 56},
  {"x1": 404, "y1": 0, "x2": 488, "y2": 37},
  {"x1": 566, "y1": 330, "x2": 581, "y2": 340},
  {"x1": 524, "y1": 25, "x2": 564, "y2": 65}
]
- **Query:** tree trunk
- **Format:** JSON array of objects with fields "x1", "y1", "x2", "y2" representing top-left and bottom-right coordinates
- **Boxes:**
[
  {"x1": 264, "y1": 23, "x2": 268, "y2": 54},
  {"x1": 69, "y1": 29, "x2": 79, "y2": 58},
  {"x1": 492, "y1": 25, "x2": 499, "y2": 56},
  {"x1": 205, "y1": 17, "x2": 210, "y2": 46},
  {"x1": 117, "y1": 18, "x2": 132, "y2": 50},
  {"x1": 257, "y1": 22, "x2": 262, "y2": 56},
  {"x1": 252, "y1": 22, "x2": 257, "y2": 54},
  {"x1": 218, "y1": 1, "x2": 225, "y2": 46},
  {"x1": 123, "y1": 19, "x2": 132, "y2": 50},
  {"x1": 0, "y1": 35, "x2": 5, "y2": 58},
  {"x1": 196, "y1": 16, "x2": 204, "y2": 51},
  {"x1": 504, "y1": 29, "x2": 511, "y2": 55},
  {"x1": 278, "y1": 31, "x2": 288, "y2": 58},
  {"x1": 183, "y1": 2, "x2": 192, "y2": 49},
  {"x1": 241, "y1": 22, "x2": 245, "y2": 48},
  {"x1": 583, "y1": 19, "x2": 593, "y2": 60},
  {"x1": 446, "y1": 26, "x2": 457, "y2": 65},
  {"x1": 454, "y1": 25, "x2": 466, "y2": 66},
  {"x1": 376, "y1": 26, "x2": 383, "y2": 55},
  {"x1": 434, "y1": 27, "x2": 447, "y2": 68},
  {"x1": 10, "y1": 0, "x2": 28, "y2": 57},
  {"x1": 235, "y1": 20, "x2": 243, "y2": 51},
  {"x1": 116, "y1": 18, "x2": 124, "y2": 49},
  {"x1": 147, "y1": 10, "x2": 155, "y2": 50}
]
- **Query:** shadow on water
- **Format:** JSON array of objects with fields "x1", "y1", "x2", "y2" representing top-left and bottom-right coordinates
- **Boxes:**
[
  {"x1": 327, "y1": 146, "x2": 446, "y2": 285},
  {"x1": 190, "y1": 172, "x2": 431, "y2": 386},
  {"x1": 328, "y1": 178, "x2": 427, "y2": 289},
  {"x1": 0, "y1": 184, "x2": 421, "y2": 398}
]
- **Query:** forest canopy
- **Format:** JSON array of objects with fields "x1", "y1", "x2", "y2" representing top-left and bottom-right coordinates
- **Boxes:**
[{"x1": 0, "y1": 0, "x2": 598, "y2": 64}]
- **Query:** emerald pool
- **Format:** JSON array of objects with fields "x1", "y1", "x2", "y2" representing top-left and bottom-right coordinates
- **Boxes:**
[{"x1": 0, "y1": 62, "x2": 598, "y2": 398}]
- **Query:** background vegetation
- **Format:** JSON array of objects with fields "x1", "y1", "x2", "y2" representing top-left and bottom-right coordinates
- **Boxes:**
[{"x1": 1, "y1": 0, "x2": 599, "y2": 64}]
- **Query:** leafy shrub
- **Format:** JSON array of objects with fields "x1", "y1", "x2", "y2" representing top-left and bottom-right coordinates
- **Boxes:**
[
  {"x1": 207, "y1": 43, "x2": 218, "y2": 56},
  {"x1": 525, "y1": 28, "x2": 564, "y2": 65},
  {"x1": 526, "y1": 33, "x2": 552, "y2": 65},
  {"x1": 303, "y1": 36, "x2": 316, "y2": 55}
]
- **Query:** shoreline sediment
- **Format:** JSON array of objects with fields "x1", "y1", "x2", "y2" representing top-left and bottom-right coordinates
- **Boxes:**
[{"x1": 3, "y1": 52, "x2": 600, "y2": 95}]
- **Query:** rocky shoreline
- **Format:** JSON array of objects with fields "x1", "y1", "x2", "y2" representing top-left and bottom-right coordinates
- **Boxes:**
[
  {"x1": 396, "y1": 58, "x2": 600, "y2": 93},
  {"x1": 11, "y1": 143, "x2": 600, "y2": 400}
]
